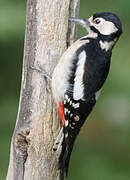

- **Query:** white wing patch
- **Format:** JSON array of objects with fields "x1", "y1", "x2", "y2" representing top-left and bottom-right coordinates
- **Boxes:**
[{"x1": 73, "y1": 51, "x2": 86, "y2": 100}]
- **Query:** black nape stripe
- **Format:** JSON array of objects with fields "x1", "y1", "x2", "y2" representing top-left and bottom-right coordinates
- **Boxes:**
[{"x1": 90, "y1": 26, "x2": 99, "y2": 34}]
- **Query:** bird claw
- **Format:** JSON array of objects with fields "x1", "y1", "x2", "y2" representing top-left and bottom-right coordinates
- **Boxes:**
[{"x1": 30, "y1": 62, "x2": 52, "y2": 81}]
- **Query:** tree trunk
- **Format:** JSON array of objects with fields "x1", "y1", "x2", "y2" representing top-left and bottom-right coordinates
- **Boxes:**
[{"x1": 6, "y1": 0, "x2": 80, "y2": 180}]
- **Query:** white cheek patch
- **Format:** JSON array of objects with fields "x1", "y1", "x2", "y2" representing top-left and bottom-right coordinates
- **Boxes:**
[
  {"x1": 73, "y1": 51, "x2": 86, "y2": 100},
  {"x1": 97, "y1": 21, "x2": 118, "y2": 35}
]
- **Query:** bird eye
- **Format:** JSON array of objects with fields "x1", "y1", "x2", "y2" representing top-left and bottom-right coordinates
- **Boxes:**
[{"x1": 94, "y1": 19, "x2": 101, "y2": 24}]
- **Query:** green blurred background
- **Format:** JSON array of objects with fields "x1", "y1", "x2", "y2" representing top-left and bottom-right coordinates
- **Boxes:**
[{"x1": 0, "y1": 0, "x2": 130, "y2": 179}]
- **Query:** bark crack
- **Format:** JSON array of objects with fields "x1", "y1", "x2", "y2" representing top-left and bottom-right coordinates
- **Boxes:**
[
  {"x1": 14, "y1": 128, "x2": 30, "y2": 180},
  {"x1": 67, "y1": 0, "x2": 80, "y2": 47}
]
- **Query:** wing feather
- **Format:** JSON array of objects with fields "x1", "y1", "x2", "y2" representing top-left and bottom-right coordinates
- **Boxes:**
[{"x1": 73, "y1": 50, "x2": 86, "y2": 100}]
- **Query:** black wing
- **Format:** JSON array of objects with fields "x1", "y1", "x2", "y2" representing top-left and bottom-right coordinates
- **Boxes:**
[{"x1": 83, "y1": 58, "x2": 111, "y2": 102}]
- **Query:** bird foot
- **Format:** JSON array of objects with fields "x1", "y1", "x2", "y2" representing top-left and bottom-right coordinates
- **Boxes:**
[
  {"x1": 30, "y1": 62, "x2": 52, "y2": 81},
  {"x1": 30, "y1": 62, "x2": 52, "y2": 92}
]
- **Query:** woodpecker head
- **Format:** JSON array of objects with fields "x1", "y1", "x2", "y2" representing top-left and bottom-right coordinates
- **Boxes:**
[{"x1": 70, "y1": 12, "x2": 122, "y2": 41}]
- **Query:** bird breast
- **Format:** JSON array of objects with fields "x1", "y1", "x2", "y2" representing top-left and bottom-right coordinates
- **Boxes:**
[{"x1": 51, "y1": 38, "x2": 90, "y2": 103}]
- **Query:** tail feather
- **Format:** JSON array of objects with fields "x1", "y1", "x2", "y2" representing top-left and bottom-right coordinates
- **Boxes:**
[
  {"x1": 59, "y1": 144, "x2": 74, "y2": 176},
  {"x1": 64, "y1": 146, "x2": 73, "y2": 175},
  {"x1": 59, "y1": 129, "x2": 76, "y2": 176}
]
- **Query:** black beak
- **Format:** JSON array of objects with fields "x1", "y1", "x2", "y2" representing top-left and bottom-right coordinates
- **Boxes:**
[{"x1": 69, "y1": 17, "x2": 90, "y2": 28}]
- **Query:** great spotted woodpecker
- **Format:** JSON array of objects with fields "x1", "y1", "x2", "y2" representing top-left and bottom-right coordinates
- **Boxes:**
[{"x1": 51, "y1": 12, "x2": 122, "y2": 174}]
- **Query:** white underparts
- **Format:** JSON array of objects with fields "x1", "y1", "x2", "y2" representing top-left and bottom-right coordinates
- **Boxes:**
[
  {"x1": 51, "y1": 38, "x2": 90, "y2": 103},
  {"x1": 73, "y1": 51, "x2": 86, "y2": 100},
  {"x1": 99, "y1": 40, "x2": 115, "y2": 51}
]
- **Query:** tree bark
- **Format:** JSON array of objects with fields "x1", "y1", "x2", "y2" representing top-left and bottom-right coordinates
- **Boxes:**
[{"x1": 6, "y1": 0, "x2": 80, "y2": 180}]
